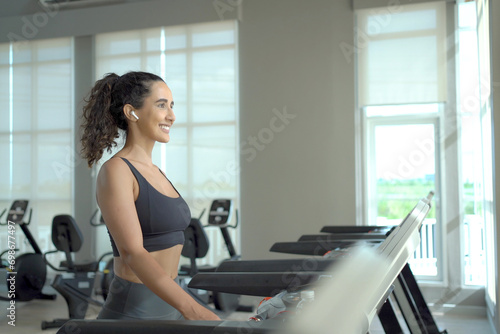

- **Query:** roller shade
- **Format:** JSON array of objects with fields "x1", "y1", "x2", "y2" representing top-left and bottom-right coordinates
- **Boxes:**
[{"x1": 356, "y1": 1, "x2": 447, "y2": 106}]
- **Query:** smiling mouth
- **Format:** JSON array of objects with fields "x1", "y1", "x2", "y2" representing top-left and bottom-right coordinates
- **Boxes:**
[{"x1": 159, "y1": 124, "x2": 170, "y2": 133}]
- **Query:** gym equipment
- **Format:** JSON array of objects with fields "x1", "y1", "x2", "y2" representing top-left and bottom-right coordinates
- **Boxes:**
[
  {"x1": 269, "y1": 237, "x2": 384, "y2": 255},
  {"x1": 178, "y1": 215, "x2": 216, "y2": 308},
  {"x1": 205, "y1": 199, "x2": 251, "y2": 312},
  {"x1": 89, "y1": 209, "x2": 114, "y2": 300},
  {"x1": 261, "y1": 225, "x2": 392, "y2": 258},
  {"x1": 187, "y1": 192, "x2": 446, "y2": 333},
  {"x1": 180, "y1": 214, "x2": 213, "y2": 277},
  {"x1": 181, "y1": 199, "x2": 241, "y2": 272},
  {"x1": 0, "y1": 199, "x2": 56, "y2": 302},
  {"x1": 268, "y1": 224, "x2": 393, "y2": 256},
  {"x1": 298, "y1": 232, "x2": 389, "y2": 241},
  {"x1": 320, "y1": 225, "x2": 394, "y2": 234},
  {"x1": 206, "y1": 199, "x2": 240, "y2": 259},
  {"x1": 179, "y1": 199, "x2": 252, "y2": 313},
  {"x1": 56, "y1": 319, "x2": 274, "y2": 334},
  {"x1": 56, "y1": 192, "x2": 445, "y2": 334},
  {"x1": 41, "y1": 214, "x2": 104, "y2": 330}
]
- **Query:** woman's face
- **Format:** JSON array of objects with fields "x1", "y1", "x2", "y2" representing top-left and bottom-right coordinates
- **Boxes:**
[{"x1": 135, "y1": 80, "x2": 176, "y2": 143}]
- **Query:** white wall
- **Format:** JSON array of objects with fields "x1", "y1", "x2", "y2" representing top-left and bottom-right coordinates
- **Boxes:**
[{"x1": 238, "y1": 0, "x2": 356, "y2": 260}]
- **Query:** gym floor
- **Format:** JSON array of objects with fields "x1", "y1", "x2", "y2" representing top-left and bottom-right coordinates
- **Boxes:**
[{"x1": 0, "y1": 290, "x2": 495, "y2": 334}]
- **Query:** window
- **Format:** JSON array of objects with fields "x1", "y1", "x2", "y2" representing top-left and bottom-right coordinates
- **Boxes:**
[
  {"x1": 357, "y1": 2, "x2": 446, "y2": 281},
  {"x1": 365, "y1": 107, "x2": 440, "y2": 278},
  {"x1": 357, "y1": 1, "x2": 488, "y2": 286},
  {"x1": 0, "y1": 38, "x2": 73, "y2": 254},
  {"x1": 95, "y1": 21, "x2": 239, "y2": 264}
]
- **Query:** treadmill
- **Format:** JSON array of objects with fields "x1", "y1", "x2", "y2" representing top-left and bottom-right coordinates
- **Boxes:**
[
  {"x1": 56, "y1": 192, "x2": 446, "y2": 334},
  {"x1": 188, "y1": 193, "x2": 445, "y2": 333}
]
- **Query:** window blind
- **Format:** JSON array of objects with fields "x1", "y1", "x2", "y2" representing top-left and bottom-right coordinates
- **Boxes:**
[
  {"x1": 356, "y1": 1, "x2": 447, "y2": 106},
  {"x1": 0, "y1": 37, "x2": 73, "y2": 253}
]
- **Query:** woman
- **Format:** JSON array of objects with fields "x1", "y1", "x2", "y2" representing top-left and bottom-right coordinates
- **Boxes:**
[{"x1": 80, "y1": 71, "x2": 220, "y2": 321}]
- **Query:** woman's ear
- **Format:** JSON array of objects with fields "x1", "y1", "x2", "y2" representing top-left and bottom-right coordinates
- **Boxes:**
[{"x1": 123, "y1": 104, "x2": 139, "y2": 121}]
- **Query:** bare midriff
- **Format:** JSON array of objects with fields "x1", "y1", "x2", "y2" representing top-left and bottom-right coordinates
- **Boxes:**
[{"x1": 113, "y1": 244, "x2": 183, "y2": 283}]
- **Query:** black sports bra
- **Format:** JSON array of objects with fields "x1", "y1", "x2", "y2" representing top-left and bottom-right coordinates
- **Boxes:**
[{"x1": 107, "y1": 157, "x2": 191, "y2": 257}]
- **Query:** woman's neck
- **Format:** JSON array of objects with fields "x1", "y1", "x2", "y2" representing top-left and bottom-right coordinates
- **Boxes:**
[{"x1": 120, "y1": 141, "x2": 155, "y2": 167}]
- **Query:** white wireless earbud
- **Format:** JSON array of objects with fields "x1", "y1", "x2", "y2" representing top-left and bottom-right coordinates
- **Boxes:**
[{"x1": 131, "y1": 111, "x2": 139, "y2": 120}]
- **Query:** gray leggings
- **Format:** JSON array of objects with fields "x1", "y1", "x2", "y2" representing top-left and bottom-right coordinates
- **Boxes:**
[{"x1": 97, "y1": 275, "x2": 184, "y2": 320}]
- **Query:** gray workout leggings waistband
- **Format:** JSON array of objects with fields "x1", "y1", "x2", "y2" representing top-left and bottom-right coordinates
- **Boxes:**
[{"x1": 97, "y1": 275, "x2": 184, "y2": 320}]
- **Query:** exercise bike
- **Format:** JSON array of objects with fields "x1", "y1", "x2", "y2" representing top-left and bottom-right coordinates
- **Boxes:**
[
  {"x1": 89, "y1": 209, "x2": 114, "y2": 301},
  {"x1": 0, "y1": 199, "x2": 56, "y2": 302},
  {"x1": 179, "y1": 199, "x2": 253, "y2": 314},
  {"x1": 41, "y1": 210, "x2": 114, "y2": 330},
  {"x1": 41, "y1": 213, "x2": 106, "y2": 330}
]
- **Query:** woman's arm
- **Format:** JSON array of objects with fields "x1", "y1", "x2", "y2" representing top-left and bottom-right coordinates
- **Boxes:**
[{"x1": 96, "y1": 158, "x2": 220, "y2": 320}]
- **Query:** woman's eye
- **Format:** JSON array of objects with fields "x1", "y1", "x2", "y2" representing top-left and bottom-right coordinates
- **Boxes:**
[{"x1": 158, "y1": 103, "x2": 166, "y2": 108}]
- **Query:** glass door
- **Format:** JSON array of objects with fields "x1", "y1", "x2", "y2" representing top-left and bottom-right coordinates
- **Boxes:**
[{"x1": 366, "y1": 116, "x2": 441, "y2": 280}]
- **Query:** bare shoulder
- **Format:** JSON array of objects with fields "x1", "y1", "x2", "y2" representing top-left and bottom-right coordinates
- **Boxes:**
[
  {"x1": 96, "y1": 157, "x2": 134, "y2": 201},
  {"x1": 96, "y1": 157, "x2": 142, "y2": 258},
  {"x1": 98, "y1": 157, "x2": 130, "y2": 180}
]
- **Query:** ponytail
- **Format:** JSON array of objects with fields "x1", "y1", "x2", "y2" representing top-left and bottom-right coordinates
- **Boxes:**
[
  {"x1": 80, "y1": 71, "x2": 164, "y2": 167},
  {"x1": 80, "y1": 73, "x2": 122, "y2": 167}
]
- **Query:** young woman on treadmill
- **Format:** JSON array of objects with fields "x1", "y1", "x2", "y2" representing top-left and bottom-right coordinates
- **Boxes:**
[{"x1": 80, "y1": 71, "x2": 221, "y2": 321}]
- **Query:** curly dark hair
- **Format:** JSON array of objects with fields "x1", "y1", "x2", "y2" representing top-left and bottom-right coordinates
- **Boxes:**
[{"x1": 80, "y1": 71, "x2": 164, "y2": 167}]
